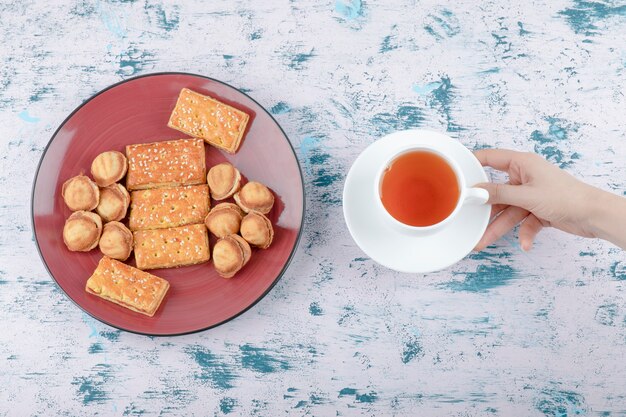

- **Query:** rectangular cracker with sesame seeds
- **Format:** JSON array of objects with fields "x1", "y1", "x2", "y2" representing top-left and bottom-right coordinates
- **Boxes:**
[
  {"x1": 85, "y1": 256, "x2": 170, "y2": 317},
  {"x1": 167, "y1": 88, "x2": 249, "y2": 154},
  {"x1": 129, "y1": 185, "x2": 210, "y2": 231},
  {"x1": 125, "y1": 138, "x2": 206, "y2": 190},
  {"x1": 133, "y1": 223, "x2": 211, "y2": 270}
]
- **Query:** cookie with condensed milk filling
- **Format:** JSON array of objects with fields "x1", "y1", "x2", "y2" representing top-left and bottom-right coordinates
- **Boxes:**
[
  {"x1": 98, "y1": 221, "x2": 133, "y2": 261},
  {"x1": 240, "y1": 211, "x2": 274, "y2": 249},
  {"x1": 204, "y1": 203, "x2": 243, "y2": 238},
  {"x1": 62, "y1": 174, "x2": 100, "y2": 211},
  {"x1": 96, "y1": 183, "x2": 130, "y2": 223},
  {"x1": 63, "y1": 211, "x2": 103, "y2": 252},
  {"x1": 234, "y1": 181, "x2": 274, "y2": 214},
  {"x1": 91, "y1": 151, "x2": 128, "y2": 187},
  {"x1": 207, "y1": 163, "x2": 241, "y2": 200}
]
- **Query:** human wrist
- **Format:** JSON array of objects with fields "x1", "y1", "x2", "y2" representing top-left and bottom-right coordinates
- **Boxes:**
[{"x1": 586, "y1": 188, "x2": 626, "y2": 248}]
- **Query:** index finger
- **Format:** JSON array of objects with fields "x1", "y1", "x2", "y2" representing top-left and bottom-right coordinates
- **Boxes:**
[{"x1": 474, "y1": 149, "x2": 523, "y2": 172}]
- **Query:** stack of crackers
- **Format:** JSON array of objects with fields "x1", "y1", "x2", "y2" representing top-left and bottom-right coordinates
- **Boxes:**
[{"x1": 126, "y1": 138, "x2": 212, "y2": 270}]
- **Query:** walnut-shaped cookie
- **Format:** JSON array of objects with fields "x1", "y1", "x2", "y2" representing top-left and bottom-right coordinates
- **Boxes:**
[
  {"x1": 204, "y1": 203, "x2": 244, "y2": 238},
  {"x1": 229, "y1": 234, "x2": 251, "y2": 266},
  {"x1": 63, "y1": 211, "x2": 103, "y2": 252},
  {"x1": 207, "y1": 163, "x2": 241, "y2": 200},
  {"x1": 62, "y1": 175, "x2": 100, "y2": 211},
  {"x1": 91, "y1": 151, "x2": 128, "y2": 187},
  {"x1": 99, "y1": 221, "x2": 133, "y2": 261},
  {"x1": 96, "y1": 183, "x2": 130, "y2": 222},
  {"x1": 240, "y1": 211, "x2": 274, "y2": 249},
  {"x1": 234, "y1": 181, "x2": 274, "y2": 214},
  {"x1": 213, "y1": 234, "x2": 251, "y2": 278}
]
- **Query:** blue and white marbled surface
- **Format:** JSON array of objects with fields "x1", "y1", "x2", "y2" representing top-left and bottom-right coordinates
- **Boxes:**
[{"x1": 1, "y1": 1, "x2": 625, "y2": 415}]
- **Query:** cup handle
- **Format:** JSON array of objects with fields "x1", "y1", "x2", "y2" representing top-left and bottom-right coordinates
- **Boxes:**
[{"x1": 464, "y1": 187, "x2": 490, "y2": 205}]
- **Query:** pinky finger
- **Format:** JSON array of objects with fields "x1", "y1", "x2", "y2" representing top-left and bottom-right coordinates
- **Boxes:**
[{"x1": 519, "y1": 214, "x2": 543, "y2": 252}]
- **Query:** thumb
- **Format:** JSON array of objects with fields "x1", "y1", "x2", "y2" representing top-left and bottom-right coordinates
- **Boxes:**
[{"x1": 474, "y1": 182, "x2": 536, "y2": 210}]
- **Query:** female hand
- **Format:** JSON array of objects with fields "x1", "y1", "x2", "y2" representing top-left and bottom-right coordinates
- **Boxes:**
[{"x1": 473, "y1": 149, "x2": 626, "y2": 251}]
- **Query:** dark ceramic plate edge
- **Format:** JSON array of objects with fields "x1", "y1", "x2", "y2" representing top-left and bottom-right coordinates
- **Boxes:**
[{"x1": 30, "y1": 71, "x2": 306, "y2": 337}]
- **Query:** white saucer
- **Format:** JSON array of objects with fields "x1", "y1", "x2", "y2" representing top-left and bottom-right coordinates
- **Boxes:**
[{"x1": 342, "y1": 130, "x2": 490, "y2": 273}]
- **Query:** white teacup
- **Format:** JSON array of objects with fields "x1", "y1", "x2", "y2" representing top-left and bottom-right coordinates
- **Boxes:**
[{"x1": 374, "y1": 145, "x2": 489, "y2": 235}]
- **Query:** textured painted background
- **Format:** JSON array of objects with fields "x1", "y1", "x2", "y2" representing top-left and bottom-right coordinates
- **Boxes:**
[{"x1": 1, "y1": 0, "x2": 625, "y2": 415}]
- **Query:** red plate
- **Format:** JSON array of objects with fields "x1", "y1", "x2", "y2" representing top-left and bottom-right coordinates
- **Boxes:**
[{"x1": 32, "y1": 73, "x2": 304, "y2": 336}]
